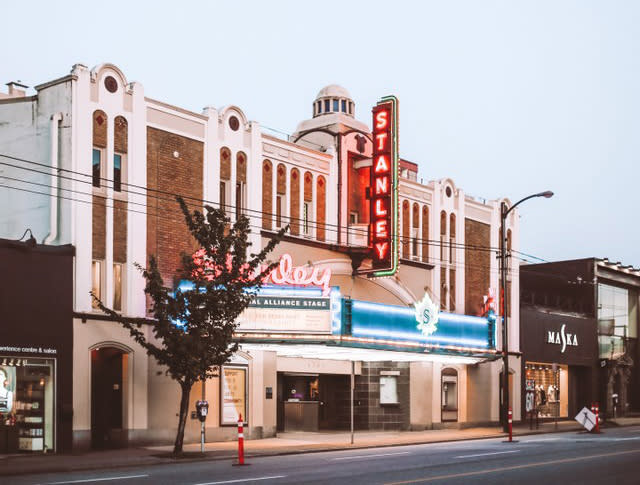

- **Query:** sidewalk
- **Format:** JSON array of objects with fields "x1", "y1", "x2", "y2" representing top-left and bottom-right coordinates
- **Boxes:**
[{"x1": 1, "y1": 418, "x2": 638, "y2": 477}]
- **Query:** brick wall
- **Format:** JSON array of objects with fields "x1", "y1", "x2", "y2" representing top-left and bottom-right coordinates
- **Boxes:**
[
  {"x1": 402, "y1": 200, "x2": 410, "y2": 259},
  {"x1": 92, "y1": 195, "x2": 106, "y2": 260},
  {"x1": 92, "y1": 110, "x2": 107, "y2": 148},
  {"x1": 146, "y1": 127, "x2": 204, "y2": 292},
  {"x1": 113, "y1": 199, "x2": 127, "y2": 263},
  {"x1": 465, "y1": 218, "x2": 491, "y2": 316},
  {"x1": 236, "y1": 151, "x2": 246, "y2": 183},
  {"x1": 422, "y1": 206, "x2": 429, "y2": 262},
  {"x1": 114, "y1": 116, "x2": 128, "y2": 154}
]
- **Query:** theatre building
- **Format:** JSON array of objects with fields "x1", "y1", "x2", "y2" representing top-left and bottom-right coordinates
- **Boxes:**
[{"x1": 0, "y1": 64, "x2": 523, "y2": 449}]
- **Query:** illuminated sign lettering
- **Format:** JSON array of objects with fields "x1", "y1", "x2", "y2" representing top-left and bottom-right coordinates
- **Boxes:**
[
  {"x1": 192, "y1": 250, "x2": 332, "y2": 295},
  {"x1": 370, "y1": 96, "x2": 399, "y2": 275}
]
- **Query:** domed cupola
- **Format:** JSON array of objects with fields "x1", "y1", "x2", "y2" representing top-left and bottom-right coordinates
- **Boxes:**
[{"x1": 313, "y1": 84, "x2": 355, "y2": 118}]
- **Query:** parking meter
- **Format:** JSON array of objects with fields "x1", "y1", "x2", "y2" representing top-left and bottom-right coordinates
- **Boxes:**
[{"x1": 196, "y1": 400, "x2": 209, "y2": 422}]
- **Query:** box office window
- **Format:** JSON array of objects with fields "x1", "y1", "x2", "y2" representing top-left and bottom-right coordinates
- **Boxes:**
[
  {"x1": 0, "y1": 357, "x2": 55, "y2": 453},
  {"x1": 220, "y1": 366, "x2": 247, "y2": 425}
]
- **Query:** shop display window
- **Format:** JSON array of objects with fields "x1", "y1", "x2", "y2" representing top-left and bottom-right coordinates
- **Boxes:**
[
  {"x1": 0, "y1": 357, "x2": 55, "y2": 453},
  {"x1": 525, "y1": 362, "x2": 568, "y2": 418}
]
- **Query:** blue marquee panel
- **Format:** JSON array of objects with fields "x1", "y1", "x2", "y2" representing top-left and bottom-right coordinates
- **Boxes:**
[{"x1": 346, "y1": 299, "x2": 494, "y2": 351}]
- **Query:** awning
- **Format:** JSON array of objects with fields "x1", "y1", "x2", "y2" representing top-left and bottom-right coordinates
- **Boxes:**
[{"x1": 239, "y1": 343, "x2": 490, "y2": 365}]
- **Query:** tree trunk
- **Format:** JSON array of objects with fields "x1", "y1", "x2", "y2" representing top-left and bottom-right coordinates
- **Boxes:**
[{"x1": 173, "y1": 381, "x2": 192, "y2": 456}]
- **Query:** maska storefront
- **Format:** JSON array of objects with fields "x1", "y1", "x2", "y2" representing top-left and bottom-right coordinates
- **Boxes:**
[{"x1": 521, "y1": 308, "x2": 598, "y2": 420}]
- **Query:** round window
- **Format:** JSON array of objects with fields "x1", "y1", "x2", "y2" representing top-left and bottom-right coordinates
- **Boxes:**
[
  {"x1": 229, "y1": 116, "x2": 240, "y2": 131},
  {"x1": 445, "y1": 186, "x2": 453, "y2": 198},
  {"x1": 104, "y1": 76, "x2": 118, "y2": 93}
]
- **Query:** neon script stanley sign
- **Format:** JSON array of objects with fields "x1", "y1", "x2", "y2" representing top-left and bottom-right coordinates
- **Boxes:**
[
  {"x1": 192, "y1": 250, "x2": 332, "y2": 295},
  {"x1": 370, "y1": 96, "x2": 399, "y2": 276}
]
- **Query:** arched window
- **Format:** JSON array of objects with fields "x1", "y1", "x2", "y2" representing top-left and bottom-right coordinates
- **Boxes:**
[
  {"x1": 290, "y1": 168, "x2": 300, "y2": 235},
  {"x1": 303, "y1": 171, "x2": 313, "y2": 236},
  {"x1": 262, "y1": 160, "x2": 273, "y2": 230},
  {"x1": 421, "y1": 206, "x2": 429, "y2": 263},
  {"x1": 441, "y1": 368, "x2": 459, "y2": 422},
  {"x1": 316, "y1": 176, "x2": 326, "y2": 241},
  {"x1": 276, "y1": 164, "x2": 287, "y2": 228},
  {"x1": 440, "y1": 210, "x2": 447, "y2": 261},
  {"x1": 402, "y1": 200, "x2": 410, "y2": 259},
  {"x1": 412, "y1": 202, "x2": 420, "y2": 259},
  {"x1": 449, "y1": 213, "x2": 456, "y2": 263},
  {"x1": 113, "y1": 116, "x2": 128, "y2": 193},
  {"x1": 92, "y1": 110, "x2": 107, "y2": 188},
  {"x1": 236, "y1": 152, "x2": 247, "y2": 219},
  {"x1": 219, "y1": 147, "x2": 231, "y2": 212}
]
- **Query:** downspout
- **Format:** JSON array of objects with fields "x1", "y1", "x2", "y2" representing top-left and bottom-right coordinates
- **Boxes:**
[{"x1": 43, "y1": 112, "x2": 63, "y2": 244}]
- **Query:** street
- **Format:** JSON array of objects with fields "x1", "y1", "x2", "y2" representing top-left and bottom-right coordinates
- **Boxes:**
[{"x1": 10, "y1": 426, "x2": 640, "y2": 485}]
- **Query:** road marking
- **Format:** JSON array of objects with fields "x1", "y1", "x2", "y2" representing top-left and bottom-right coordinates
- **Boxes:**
[
  {"x1": 455, "y1": 450, "x2": 520, "y2": 458},
  {"x1": 384, "y1": 448, "x2": 640, "y2": 484},
  {"x1": 193, "y1": 476, "x2": 286, "y2": 485},
  {"x1": 38, "y1": 475, "x2": 149, "y2": 485},
  {"x1": 332, "y1": 451, "x2": 411, "y2": 461}
]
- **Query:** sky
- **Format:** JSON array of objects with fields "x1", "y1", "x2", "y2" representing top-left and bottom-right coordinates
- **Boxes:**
[{"x1": 1, "y1": 1, "x2": 638, "y2": 266}]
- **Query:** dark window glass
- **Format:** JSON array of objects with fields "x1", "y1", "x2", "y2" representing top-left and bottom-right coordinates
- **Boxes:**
[
  {"x1": 341, "y1": 100, "x2": 346, "y2": 112},
  {"x1": 236, "y1": 182, "x2": 243, "y2": 220},
  {"x1": 92, "y1": 148, "x2": 101, "y2": 187},
  {"x1": 324, "y1": 99, "x2": 330, "y2": 112},
  {"x1": 220, "y1": 181, "x2": 226, "y2": 213},
  {"x1": 333, "y1": 99, "x2": 339, "y2": 112},
  {"x1": 317, "y1": 101, "x2": 321, "y2": 114},
  {"x1": 113, "y1": 154, "x2": 122, "y2": 192},
  {"x1": 276, "y1": 195, "x2": 282, "y2": 227}
]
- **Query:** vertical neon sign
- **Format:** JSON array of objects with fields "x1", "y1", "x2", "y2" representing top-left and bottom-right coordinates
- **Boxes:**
[{"x1": 370, "y1": 96, "x2": 399, "y2": 276}]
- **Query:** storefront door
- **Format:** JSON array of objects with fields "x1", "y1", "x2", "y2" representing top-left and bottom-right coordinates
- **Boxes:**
[{"x1": 91, "y1": 348, "x2": 124, "y2": 449}]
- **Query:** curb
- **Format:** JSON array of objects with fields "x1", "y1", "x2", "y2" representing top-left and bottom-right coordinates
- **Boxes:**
[{"x1": 0, "y1": 422, "x2": 634, "y2": 477}]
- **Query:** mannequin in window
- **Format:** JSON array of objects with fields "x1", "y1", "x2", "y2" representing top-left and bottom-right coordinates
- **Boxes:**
[{"x1": 0, "y1": 367, "x2": 14, "y2": 412}]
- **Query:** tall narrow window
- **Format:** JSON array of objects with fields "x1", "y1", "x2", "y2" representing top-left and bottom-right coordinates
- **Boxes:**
[
  {"x1": 236, "y1": 182, "x2": 244, "y2": 220},
  {"x1": 449, "y1": 213, "x2": 456, "y2": 264},
  {"x1": 341, "y1": 99, "x2": 347, "y2": 112},
  {"x1": 113, "y1": 154, "x2": 122, "y2": 192},
  {"x1": 92, "y1": 260, "x2": 102, "y2": 309},
  {"x1": 92, "y1": 148, "x2": 101, "y2": 187},
  {"x1": 440, "y1": 211, "x2": 447, "y2": 262},
  {"x1": 220, "y1": 181, "x2": 227, "y2": 213},
  {"x1": 276, "y1": 195, "x2": 283, "y2": 228},
  {"x1": 333, "y1": 99, "x2": 339, "y2": 112},
  {"x1": 303, "y1": 202, "x2": 310, "y2": 235},
  {"x1": 113, "y1": 263, "x2": 122, "y2": 311},
  {"x1": 324, "y1": 99, "x2": 330, "y2": 112}
]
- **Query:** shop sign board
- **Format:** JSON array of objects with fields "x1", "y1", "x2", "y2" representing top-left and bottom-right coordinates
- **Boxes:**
[
  {"x1": 236, "y1": 287, "x2": 334, "y2": 335},
  {"x1": 575, "y1": 406, "x2": 596, "y2": 432},
  {"x1": 221, "y1": 366, "x2": 247, "y2": 425},
  {"x1": 546, "y1": 323, "x2": 578, "y2": 353},
  {"x1": 369, "y1": 96, "x2": 399, "y2": 277}
]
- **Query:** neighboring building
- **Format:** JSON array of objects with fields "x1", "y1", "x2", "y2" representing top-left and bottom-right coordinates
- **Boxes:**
[
  {"x1": 0, "y1": 237, "x2": 74, "y2": 453},
  {"x1": 0, "y1": 64, "x2": 521, "y2": 451},
  {"x1": 521, "y1": 258, "x2": 640, "y2": 419}
]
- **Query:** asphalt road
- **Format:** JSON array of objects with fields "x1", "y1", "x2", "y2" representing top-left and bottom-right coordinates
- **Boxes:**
[{"x1": 12, "y1": 426, "x2": 640, "y2": 485}]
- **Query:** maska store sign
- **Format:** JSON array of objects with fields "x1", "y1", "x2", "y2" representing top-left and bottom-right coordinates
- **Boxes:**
[
  {"x1": 370, "y1": 96, "x2": 399, "y2": 276},
  {"x1": 547, "y1": 323, "x2": 579, "y2": 353}
]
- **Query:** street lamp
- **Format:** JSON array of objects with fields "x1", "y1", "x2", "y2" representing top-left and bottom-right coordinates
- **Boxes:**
[{"x1": 500, "y1": 190, "x2": 553, "y2": 432}]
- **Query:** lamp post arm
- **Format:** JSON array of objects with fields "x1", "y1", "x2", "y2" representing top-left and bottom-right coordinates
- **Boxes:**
[{"x1": 503, "y1": 191, "x2": 554, "y2": 219}]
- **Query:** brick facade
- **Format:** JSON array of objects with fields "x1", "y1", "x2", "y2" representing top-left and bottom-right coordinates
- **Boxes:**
[
  {"x1": 92, "y1": 195, "x2": 106, "y2": 260},
  {"x1": 465, "y1": 218, "x2": 491, "y2": 316},
  {"x1": 316, "y1": 176, "x2": 326, "y2": 241},
  {"x1": 146, "y1": 127, "x2": 204, "y2": 290},
  {"x1": 113, "y1": 199, "x2": 127, "y2": 263}
]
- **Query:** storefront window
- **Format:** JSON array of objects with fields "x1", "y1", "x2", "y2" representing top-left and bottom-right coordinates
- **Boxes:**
[
  {"x1": 441, "y1": 368, "x2": 458, "y2": 422},
  {"x1": 0, "y1": 357, "x2": 55, "y2": 453},
  {"x1": 525, "y1": 362, "x2": 568, "y2": 418},
  {"x1": 598, "y1": 284, "x2": 635, "y2": 358}
]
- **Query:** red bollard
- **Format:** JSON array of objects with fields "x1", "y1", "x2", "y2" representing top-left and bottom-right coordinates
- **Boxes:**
[
  {"x1": 508, "y1": 407, "x2": 513, "y2": 442},
  {"x1": 234, "y1": 414, "x2": 247, "y2": 466},
  {"x1": 595, "y1": 403, "x2": 600, "y2": 434}
]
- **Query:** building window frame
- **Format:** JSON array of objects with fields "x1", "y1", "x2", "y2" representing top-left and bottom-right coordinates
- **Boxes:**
[
  {"x1": 92, "y1": 260, "x2": 103, "y2": 309},
  {"x1": 92, "y1": 148, "x2": 103, "y2": 188}
]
